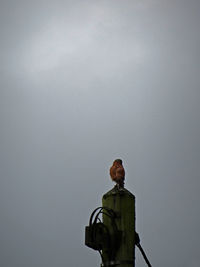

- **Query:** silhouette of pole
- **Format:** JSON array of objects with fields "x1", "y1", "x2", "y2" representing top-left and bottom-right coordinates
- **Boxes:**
[{"x1": 102, "y1": 185, "x2": 135, "y2": 267}]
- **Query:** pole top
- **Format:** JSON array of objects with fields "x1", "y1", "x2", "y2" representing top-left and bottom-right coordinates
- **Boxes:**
[{"x1": 103, "y1": 185, "x2": 135, "y2": 200}]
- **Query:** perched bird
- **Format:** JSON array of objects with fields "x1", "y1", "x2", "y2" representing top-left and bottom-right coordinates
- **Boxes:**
[{"x1": 110, "y1": 159, "x2": 125, "y2": 187}]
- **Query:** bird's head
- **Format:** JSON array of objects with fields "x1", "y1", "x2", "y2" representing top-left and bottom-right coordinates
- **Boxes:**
[{"x1": 113, "y1": 159, "x2": 123, "y2": 167}]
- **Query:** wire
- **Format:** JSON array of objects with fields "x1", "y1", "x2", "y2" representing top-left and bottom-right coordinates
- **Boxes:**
[
  {"x1": 88, "y1": 206, "x2": 119, "y2": 265},
  {"x1": 136, "y1": 242, "x2": 152, "y2": 267},
  {"x1": 89, "y1": 207, "x2": 115, "y2": 227}
]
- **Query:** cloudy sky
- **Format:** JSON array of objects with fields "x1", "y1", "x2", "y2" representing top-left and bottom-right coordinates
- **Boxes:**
[{"x1": 0, "y1": 0, "x2": 200, "y2": 266}]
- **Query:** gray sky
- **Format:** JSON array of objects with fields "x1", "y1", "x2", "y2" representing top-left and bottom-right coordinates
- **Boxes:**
[{"x1": 0, "y1": 0, "x2": 200, "y2": 266}]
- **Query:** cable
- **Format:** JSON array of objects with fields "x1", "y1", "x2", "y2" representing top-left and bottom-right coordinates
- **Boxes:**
[
  {"x1": 88, "y1": 206, "x2": 119, "y2": 265},
  {"x1": 135, "y1": 234, "x2": 152, "y2": 267}
]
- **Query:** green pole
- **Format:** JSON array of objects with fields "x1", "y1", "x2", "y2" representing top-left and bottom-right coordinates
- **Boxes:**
[{"x1": 102, "y1": 185, "x2": 135, "y2": 267}]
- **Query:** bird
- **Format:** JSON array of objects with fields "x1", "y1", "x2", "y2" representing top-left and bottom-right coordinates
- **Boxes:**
[{"x1": 110, "y1": 159, "x2": 125, "y2": 188}]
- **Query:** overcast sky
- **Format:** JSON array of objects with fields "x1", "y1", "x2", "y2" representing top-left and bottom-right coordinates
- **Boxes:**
[{"x1": 0, "y1": 1, "x2": 200, "y2": 266}]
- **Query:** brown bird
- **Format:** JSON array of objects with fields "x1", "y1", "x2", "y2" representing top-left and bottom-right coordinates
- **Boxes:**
[{"x1": 110, "y1": 159, "x2": 125, "y2": 187}]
